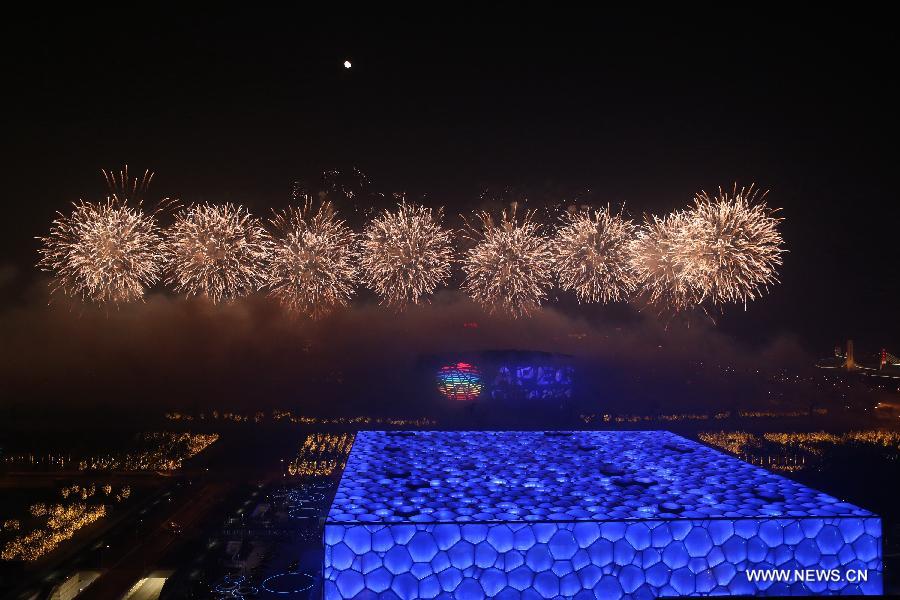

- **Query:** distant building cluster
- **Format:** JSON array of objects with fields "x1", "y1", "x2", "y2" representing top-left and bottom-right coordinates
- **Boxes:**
[
  {"x1": 288, "y1": 433, "x2": 355, "y2": 477},
  {"x1": 0, "y1": 432, "x2": 218, "y2": 472},
  {"x1": 1, "y1": 483, "x2": 131, "y2": 562},
  {"x1": 698, "y1": 429, "x2": 900, "y2": 473}
]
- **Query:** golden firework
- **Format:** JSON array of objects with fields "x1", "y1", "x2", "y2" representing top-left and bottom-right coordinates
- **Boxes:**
[
  {"x1": 689, "y1": 185, "x2": 784, "y2": 306},
  {"x1": 267, "y1": 199, "x2": 357, "y2": 318},
  {"x1": 37, "y1": 199, "x2": 164, "y2": 304},
  {"x1": 164, "y1": 203, "x2": 271, "y2": 303},
  {"x1": 360, "y1": 201, "x2": 453, "y2": 310},
  {"x1": 462, "y1": 206, "x2": 553, "y2": 318},
  {"x1": 552, "y1": 206, "x2": 637, "y2": 303}
]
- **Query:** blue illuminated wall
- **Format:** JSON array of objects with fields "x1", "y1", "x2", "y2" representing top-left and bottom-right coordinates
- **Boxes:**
[
  {"x1": 324, "y1": 431, "x2": 882, "y2": 598},
  {"x1": 491, "y1": 365, "x2": 574, "y2": 401}
]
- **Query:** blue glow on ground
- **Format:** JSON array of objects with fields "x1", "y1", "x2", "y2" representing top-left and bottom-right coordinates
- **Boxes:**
[
  {"x1": 262, "y1": 571, "x2": 315, "y2": 594},
  {"x1": 324, "y1": 431, "x2": 882, "y2": 597}
]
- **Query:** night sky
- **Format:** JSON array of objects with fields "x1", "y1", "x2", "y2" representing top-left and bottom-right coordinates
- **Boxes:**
[{"x1": 2, "y1": 13, "x2": 897, "y2": 355}]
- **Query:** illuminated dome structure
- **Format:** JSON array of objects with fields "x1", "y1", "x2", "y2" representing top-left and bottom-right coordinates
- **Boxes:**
[
  {"x1": 422, "y1": 351, "x2": 575, "y2": 404},
  {"x1": 436, "y1": 362, "x2": 483, "y2": 401}
]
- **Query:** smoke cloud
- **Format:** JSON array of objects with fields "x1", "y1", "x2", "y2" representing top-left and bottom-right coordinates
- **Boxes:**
[{"x1": 0, "y1": 277, "x2": 812, "y2": 427}]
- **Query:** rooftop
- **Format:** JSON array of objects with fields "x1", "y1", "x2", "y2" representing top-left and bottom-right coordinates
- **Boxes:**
[{"x1": 327, "y1": 431, "x2": 872, "y2": 524}]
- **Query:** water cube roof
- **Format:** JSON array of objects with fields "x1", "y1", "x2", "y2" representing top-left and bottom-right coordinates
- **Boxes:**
[{"x1": 327, "y1": 431, "x2": 871, "y2": 524}]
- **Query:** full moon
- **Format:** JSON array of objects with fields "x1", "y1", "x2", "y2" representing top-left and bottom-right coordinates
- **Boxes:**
[{"x1": 343, "y1": 60, "x2": 352, "y2": 69}]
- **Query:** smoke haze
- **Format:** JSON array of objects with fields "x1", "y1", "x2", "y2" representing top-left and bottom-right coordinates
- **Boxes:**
[{"x1": 1, "y1": 278, "x2": 812, "y2": 425}]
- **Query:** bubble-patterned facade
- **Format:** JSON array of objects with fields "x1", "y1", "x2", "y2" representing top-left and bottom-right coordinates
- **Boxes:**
[{"x1": 324, "y1": 431, "x2": 882, "y2": 597}]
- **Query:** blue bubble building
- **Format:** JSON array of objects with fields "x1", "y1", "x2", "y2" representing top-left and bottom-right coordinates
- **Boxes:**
[{"x1": 324, "y1": 431, "x2": 882, "y2": 598}]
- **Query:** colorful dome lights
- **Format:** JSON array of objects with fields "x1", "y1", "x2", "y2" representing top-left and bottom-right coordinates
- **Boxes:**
[{"x1": 436, "y1": 362, "x2": 483, "y2": 401}]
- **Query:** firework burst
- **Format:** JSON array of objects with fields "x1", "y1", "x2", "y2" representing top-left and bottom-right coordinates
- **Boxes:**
[
  {"x1": 462, "y1": 206, "x2": 554, "y2": 318},
  {"x1": 689, "y1": 185, "x2": 784, "y2": 305},
  {"x1": 267, "y1": 199, "x2": 357, "y2": 318},
  {"x1": 629, "y1": 210, "x2": 705, "y2": 312},
  {"x1": 164, "y1": 203, "x2": 271, "y2": 303},
  {"x1": 359, "y1": 202, "x2": 453, "y2": 310},
  {"x1": 37, "y1": 199, "x2": 164, "y2": 304},
  {"x1": 552, "y1": 207, "x2": 637, "y2": 303}
]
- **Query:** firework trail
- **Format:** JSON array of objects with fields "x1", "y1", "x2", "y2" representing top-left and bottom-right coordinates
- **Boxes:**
[
  {"x1": 689, "y1": 185, "x2": 784, "y2": 306},
  {"x1": 462, "y1": 205, "x2": 554, "y2": 318},
  {"x1": 629, "y1": 210, "x2": 705, "y2": 312},
  {"x1": 164, "y1": 203, "x2": 271, "y2": 303},
  {"x1": 37, "y1": 199, "x2": 164, "y2": 304},
  {"x1": 320, "y1": 168, "x2": 385, "y2": 223},
  {"x1": 552, "y1": 206, "x2": 637, "y2": 303},
  {"x1": 102, "y1": 165, "x2": 154, "y2": 201},
  {"x1": 359, "y1": 201, "x2": 453, "y2": 310},
  {"x1": 267, "y1": 199, "x2": 357, "y2": 318}
]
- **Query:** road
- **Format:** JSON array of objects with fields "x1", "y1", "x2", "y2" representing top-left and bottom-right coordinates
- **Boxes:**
[
  {"x1": 1, "y1": 480, "x2": 173, "y2": 600},
  {"x1": 77, "y1": 481, "x2": 233, "y2": 599},
  {"x1": 119, "y1": 572, "x2": 171, "y2": 600},
  {"x1": 73, "y1": 429, "x2": 294, "y2": 599}
]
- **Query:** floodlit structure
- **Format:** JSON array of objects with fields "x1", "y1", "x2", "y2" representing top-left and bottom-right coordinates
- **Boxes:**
[
  {"x1": 325, "y1": 431, "x2": 882, "y2": 598},
  {"x1": 422, "y1": 351, "x2": 576, "y2": 403},
  {"x1": 436, "y1": 363, "x2": 484, "y2": 401}
]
